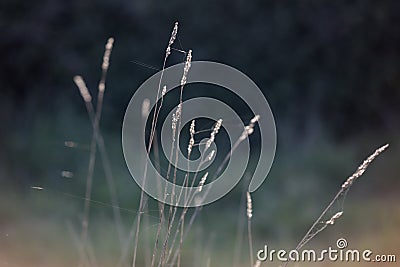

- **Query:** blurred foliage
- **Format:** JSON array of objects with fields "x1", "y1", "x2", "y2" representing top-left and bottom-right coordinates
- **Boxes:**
[
  {"x1": 1, "y1": 1, "x2": 400, "y2": 266},
  {"x1": 1, "y1": 0, "x2": 399, "y2": 208},
  {"x1": 1, "y1": 0, "x2": 399, "y2": 218},
  {"x1": 0, "y1": 0, "x2": 400, "y2": 260},
  {"x1": 2, "y1": 0, "x2": 400, "y2": 132}
]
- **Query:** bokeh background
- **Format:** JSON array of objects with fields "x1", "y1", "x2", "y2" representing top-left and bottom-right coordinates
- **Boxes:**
[{"x1": 1, "y1": 0, "x2": 399, "y2": 266}]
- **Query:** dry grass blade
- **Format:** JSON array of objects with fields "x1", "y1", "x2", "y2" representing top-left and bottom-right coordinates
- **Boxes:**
[
  {"x1": 73, "y1": 37, "x2": 124, "y2": 266},
  {"x1": 283, "y1": 144, "x2": 389, "y2": 267}
]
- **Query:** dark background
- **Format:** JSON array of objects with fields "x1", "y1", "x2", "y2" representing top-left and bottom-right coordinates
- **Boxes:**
[{"x1": 1, "y1": 1, "x2": 399, "y2": 266}]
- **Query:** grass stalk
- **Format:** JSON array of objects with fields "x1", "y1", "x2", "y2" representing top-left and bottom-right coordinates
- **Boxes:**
[
  {"x1": 74, "y1": 38, "x2": 124, "y2": 264},
  {"x1": 134, "y1": 22, "x2": 179, "y2": 267},
  {"x1": 283, "y1": 144, "x2": 389, "y2": 267}
]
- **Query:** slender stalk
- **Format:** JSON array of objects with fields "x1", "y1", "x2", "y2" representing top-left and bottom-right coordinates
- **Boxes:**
[
  {"x1": 135, "y1": 22, "x2": 179, "y2": 267},
  {"x1": 283, "y1": 144, "x2": 389, "y2": 267},
  {"x1": 168, "y1": 117, "x2": 261, "y2": 266},
  {"x1": 158, "y1": 50, "x2": 192, "y2": 267},
  {"x1": 74, "y1": 39, "x2": 124, "y2": 265},
  {"x1": 233, "y1": 175, "x2": 251, "y2": 267}
]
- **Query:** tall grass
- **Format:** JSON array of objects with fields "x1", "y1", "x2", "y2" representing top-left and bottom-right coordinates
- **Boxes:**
[
  {"x1": 73, "y1": 37, "x2": 124, "y2": 265},
  {"x1": 68, "y1": 23, "x2": 389, "y2": 267}
]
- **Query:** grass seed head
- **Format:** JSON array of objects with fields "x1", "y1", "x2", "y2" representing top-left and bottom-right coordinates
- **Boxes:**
[{"x1": 246, "y1": 191, "x2": 253, "y2": 219}]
